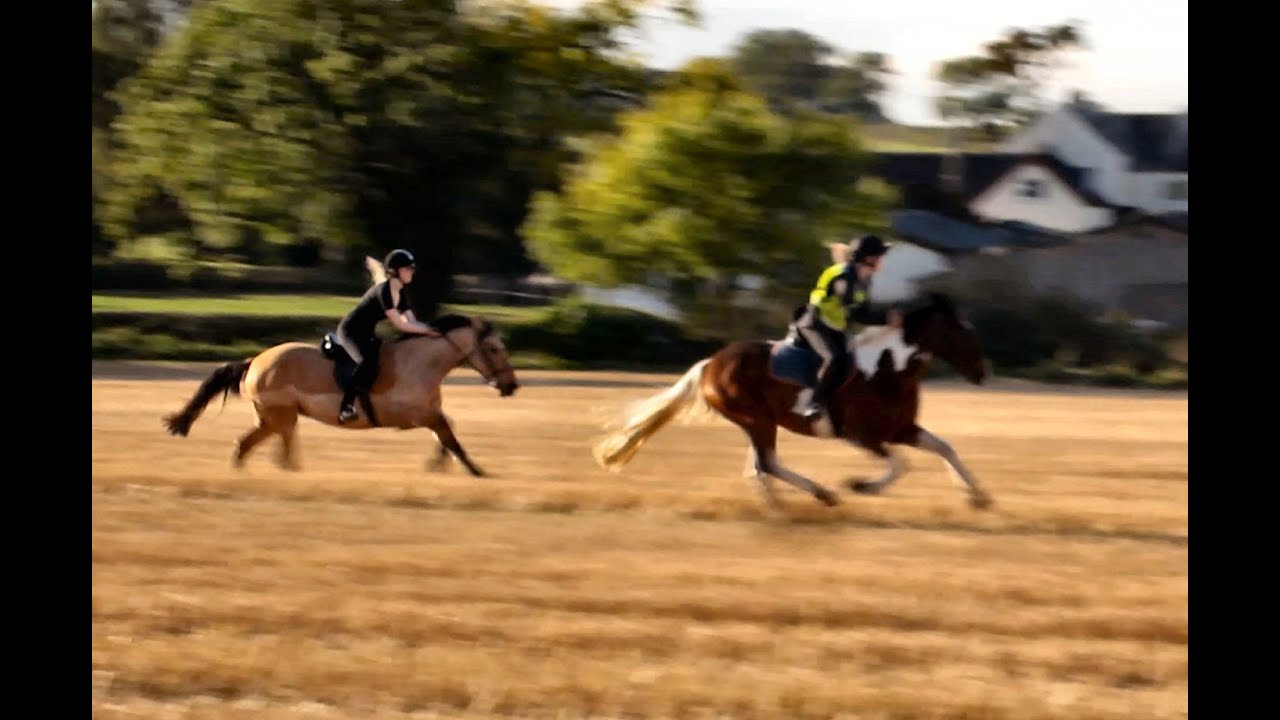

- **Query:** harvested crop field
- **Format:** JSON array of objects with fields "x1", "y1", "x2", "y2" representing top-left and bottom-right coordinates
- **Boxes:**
[{"x1": 92, "y1": 361, "x2": 1188, "y2": 719}]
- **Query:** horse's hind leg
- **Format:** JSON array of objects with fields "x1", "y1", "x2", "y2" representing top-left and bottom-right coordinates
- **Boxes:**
[
  {"x1": 232, "y1": 404, "x2": 297, "y2": 471},
  {"x1": 255, "y1": 404, "x2": 301, "y2": 471},
  {"x1": 274, "y1": 411, "x2": 301, "y2": 471},
  {"x1": 743, "y1": 444, "x2": 782, "y2": 512},
  {"x1": 845, "y1": 443, "x2": 906, "y2": 496},
  {"x1": 747, "y1": 422, "x2": 839, "y2": 507},
  {"x1": 233, "y1": 425, "x2": 273, "y2": 469},
  {"x1": 425, "y1": 413, "x2": 485, "y2": 478}
]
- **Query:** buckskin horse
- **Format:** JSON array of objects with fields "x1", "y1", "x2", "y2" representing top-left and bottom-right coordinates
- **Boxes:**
[
  {"x1": 162, "y1": 313, "x2": 519, "y2": 476},
  {"x1": 592, "y1": 292, "x2": 995, "y2": 510}
]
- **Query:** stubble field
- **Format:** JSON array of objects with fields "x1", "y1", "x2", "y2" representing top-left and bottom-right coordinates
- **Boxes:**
[{"x1": 92, "y1": 362, "x2": 1188, "y2": 720}]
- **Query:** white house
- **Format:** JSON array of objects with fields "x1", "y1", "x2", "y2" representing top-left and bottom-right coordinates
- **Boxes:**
[
  {"x1": 997, "y1": 98, "x2": 1188, "y2": 216},
  {"x1": 867, "y1": 240, "x2": 953, "y2": 304},
  {"x1": 872, "y1": 150, "x2": 1119, "y2": 235},
  {"x1": 853, "y1": 99, "x2": 1191, "y2": 329},
  {"x1": 966, "y1": 157, "x2": 1116, "y2": 233}
]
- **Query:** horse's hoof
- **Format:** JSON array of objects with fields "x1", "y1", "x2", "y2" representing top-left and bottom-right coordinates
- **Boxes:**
[
  {"x1": 815, "y1": 488, "x2": 840, "y2": 507},
  {"x1": 969, "y1": 493, "x2": 994, "y2": 510},
  {"x1": 426, "y1": 457, "x2": 450, "y2": 473},
  {"x1": 850, "y1": 480, "x2": 882, "y2": 495}
]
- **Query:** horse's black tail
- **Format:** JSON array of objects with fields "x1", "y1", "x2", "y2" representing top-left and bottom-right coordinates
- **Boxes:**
[{"x1": 163, "y1": 358, "x2": 253, "y2": 437}]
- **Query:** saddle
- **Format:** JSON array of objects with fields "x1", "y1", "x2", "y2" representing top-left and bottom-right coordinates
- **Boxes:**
[
  {"x1": 320, "y1": 333, "x2": 381, "y2": 427},
  {"x1": 770, "y1": 308, "x2": 853, "y2": 389}
]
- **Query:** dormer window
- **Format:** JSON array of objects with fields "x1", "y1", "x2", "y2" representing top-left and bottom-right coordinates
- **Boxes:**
[
  {"x1": 1166, "y1": 179, "x2": 1188, "y2": 200},
  {"x1": 1016, "y1": 179, "x2": 1046, "y2": 198}
]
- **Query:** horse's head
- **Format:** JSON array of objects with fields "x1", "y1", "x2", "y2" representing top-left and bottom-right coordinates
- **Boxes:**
[
  {"x1": 902, "y1": 292, "x2": 988, "y2": 385},
  {"x1": 471, "y1": 317, "x2": 520, "y2": 397},
  {"x1": 431, "y1": 313, "x2": 520, "y2": 397}
]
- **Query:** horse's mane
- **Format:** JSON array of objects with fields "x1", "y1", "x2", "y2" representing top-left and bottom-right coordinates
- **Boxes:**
[
  {"x1": 901, "y1": 292, "x2": 958, "y2": 340},
  {"x1": 432, "y1": 314, "x2": 474, "y2": 334},
  {"x1": 904, "y1": 292, "x2": 956, "y2": 318}
]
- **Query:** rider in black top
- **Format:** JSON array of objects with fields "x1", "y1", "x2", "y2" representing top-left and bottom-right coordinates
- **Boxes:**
[{"x1": 335, "y1": 248, "x2": 440, "y2": 423}]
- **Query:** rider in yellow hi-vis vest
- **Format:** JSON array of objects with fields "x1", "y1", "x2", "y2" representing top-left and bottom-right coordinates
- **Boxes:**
[{"x1": 794, "y1": 234, "x2": 903, "y2": 422}]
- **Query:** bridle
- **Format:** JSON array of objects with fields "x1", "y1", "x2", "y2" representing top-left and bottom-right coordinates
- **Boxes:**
[{"x1": 440, "y1": 325, "x2": 506, "y2": 386}]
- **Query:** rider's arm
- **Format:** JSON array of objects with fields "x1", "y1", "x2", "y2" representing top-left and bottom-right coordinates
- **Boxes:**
[
  {"x1": 401, "y1": 309, "x2": 441, "y2": 336},
  {"x1": 379, "y1": 284, "x2": 440, "y2": 336},
  {"x1": 837, "y1": 276, "x2": 890, "y2": 326},
  {"x1": 848, "y1": 299, "x2": 890, "y2": 326},
  {"x1": 383, "y1": 308, "x2": 438, "y2": 335}
]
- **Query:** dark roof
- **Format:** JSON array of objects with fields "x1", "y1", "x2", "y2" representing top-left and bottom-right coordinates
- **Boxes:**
[
  {"x1": 1160, "y1": 211, "x2": 1188, "y2": 233},
  {"x1": 1080, "y1": 209, "x2": 1188, "y2": 235},
  {"x1": 1071, "y1": 107, "x2": 1188, "y2": 172},
  {"x1": 873, "y1": 152, "x2": 1018, "y2": 199},
  {"x1": 870, "y1": 152, "x2": 1112, "y2": 207},
  {"x1": 889, "y1": 209, "x2": 1073, "y2": 255}
]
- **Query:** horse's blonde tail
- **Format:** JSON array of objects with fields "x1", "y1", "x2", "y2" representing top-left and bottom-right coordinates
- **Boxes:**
[{"x1": 592, "y1": 358, "x2": 715, "y2": 472}]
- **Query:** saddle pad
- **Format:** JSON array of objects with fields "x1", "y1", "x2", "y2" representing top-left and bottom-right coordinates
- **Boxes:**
[{"x1": 768, "y1": 341, "x2": 823, "y2": 387}]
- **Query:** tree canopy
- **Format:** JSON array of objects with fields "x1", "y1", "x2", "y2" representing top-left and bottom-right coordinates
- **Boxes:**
[{"x1": 523, "y1": 65, "x2": 894, "y2": 334}]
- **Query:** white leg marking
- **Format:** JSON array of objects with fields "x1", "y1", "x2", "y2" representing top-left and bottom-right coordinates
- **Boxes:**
[
  {"x1": 853, "y1": 450, "x2": 905, "y2": 493},
  {"x1": 792, "y1": 387, "x2": 814, "y2": 415},
  {"x1": 760, "y1": 450, "x2": 837, "y2": 505},
  {"x1": 745, "y1": 446, "x2": 783, "y2": 510},
  {"x1": 914, "y1": 428, "x2": 993, "y2": 508}
]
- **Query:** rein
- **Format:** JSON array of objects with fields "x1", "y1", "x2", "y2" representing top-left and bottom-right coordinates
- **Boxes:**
[{"x1": 441, "y1": 329, "x2": 497, "y2": 384}]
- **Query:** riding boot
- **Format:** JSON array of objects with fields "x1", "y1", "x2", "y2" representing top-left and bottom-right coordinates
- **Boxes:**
[
  {"x1": 802, "y1": 366, "x2": 835, "y2": 420},
  {"x1": 805, "y1": 362, "x2": 842, "y2": 421},
  {"x1": 338, "y1": 364, "x2": 362, "y2": 423},
  {"x1": 338, "y1": 383, "x2": 358, "y2": 423}
]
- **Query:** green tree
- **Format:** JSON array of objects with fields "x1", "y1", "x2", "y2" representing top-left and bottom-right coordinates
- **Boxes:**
[
  {"x1": 818, "y1": 52, "x2": 894, "y2": 120},
  {"x1": 522, "y1": 74, "x2": 889, "y2": 337},
  {"x1": 729, "y1": 29, "x2": 894, "y2": 121},
  {"x1": 934, "y1": 20, "x2": 1086, "y2": 140},
  {"x1": 100, "y1": 0, "x2": 700, "y2": 312},
  {"x1": 103, "y1": 0, "x2": 366, "y2": 262},
  {"x1": 93, "y1": 0, "x2": 198, "y2": 255},
  {"x1": 731, "y1": 28, "x2": 835, "y2": 107}
]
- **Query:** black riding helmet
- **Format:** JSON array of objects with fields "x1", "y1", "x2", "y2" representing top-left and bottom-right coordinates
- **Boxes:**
[
  {"x1": 850, "y1": 235, "x2": 890, "y2": 265},
  {"x1": 384, "y1": 248, "x2": 416, "y2": 275}
]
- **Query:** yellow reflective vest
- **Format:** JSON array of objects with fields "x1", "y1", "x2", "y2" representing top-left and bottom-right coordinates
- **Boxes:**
[{"x1": 807, "y1": 262, "x2": 866, "y2": 331}]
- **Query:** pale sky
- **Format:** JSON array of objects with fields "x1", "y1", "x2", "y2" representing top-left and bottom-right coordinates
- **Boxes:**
[{"x1": 549, "y1": 0, "x2": 1189, "y2": 125}]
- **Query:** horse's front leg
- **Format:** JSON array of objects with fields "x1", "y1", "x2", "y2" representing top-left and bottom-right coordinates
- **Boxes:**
[
  {"x1": 426, "y1": 436, "x2": 451, "y2": 472},
  {"x1": 908, "y1": 425, "x2": 993, "y2": 509},
  {"x1": 425, "y1": 413, "x2": 454, "y2": 472},
  {"x1": 425, "y1": 412, "x2": 485, "y2": 478}
]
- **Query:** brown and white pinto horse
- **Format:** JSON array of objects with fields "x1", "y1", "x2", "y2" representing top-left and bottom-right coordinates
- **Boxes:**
[
  {"x1": 593, "y1": 293, "x2": 995, "y2": 510},
  {"x1": 163, "y1": 314, "x2": 519, "y2": 476}
]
